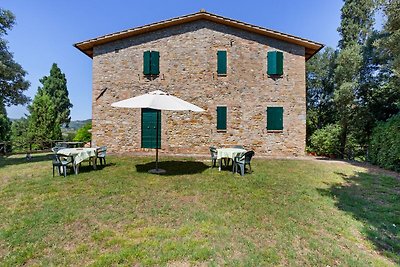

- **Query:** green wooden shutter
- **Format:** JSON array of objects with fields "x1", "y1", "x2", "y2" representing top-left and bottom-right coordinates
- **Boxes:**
[
  {"x1": 150, "y1": 51, "x2": 160, "y2": 75},
  {"x1": 141, "y1": 108, "x2": 161, "y2": 148},
  {"x1": 143, "y1": 51, "x2": 151, "y2": 75},
  {"x1": 267, "y1": 107, "x2": 283, "y2": 130},
  {"x1": 267, "y1": 51, "x2": 283, "y2": 75},
  {"x1": 217, "y1": 106, "x2": 227, "y2": 130},
  {"x1": 217, "y1": 50, "x2": 227, "y2": 75}
]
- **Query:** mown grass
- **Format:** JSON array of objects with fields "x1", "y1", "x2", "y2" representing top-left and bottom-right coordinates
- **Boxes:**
[{"x1": 0, "y1": 154, "x2": 399, "y2": 266}]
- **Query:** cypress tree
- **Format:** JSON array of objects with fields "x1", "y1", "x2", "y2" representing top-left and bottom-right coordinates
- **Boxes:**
[{"x1": 39, "y1": 63, "x2": 73, "y2": 127}]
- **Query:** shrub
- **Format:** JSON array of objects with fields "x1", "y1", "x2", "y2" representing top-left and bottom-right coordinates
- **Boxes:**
[
  {"x1": 369, "y1": 114, "x2": 400, "y2": 171},
  {"x1": 310, "y1": 124, "x2": 342, "y2": 157}
]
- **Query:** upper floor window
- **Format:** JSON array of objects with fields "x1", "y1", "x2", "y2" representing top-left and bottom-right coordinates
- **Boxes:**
[
  {"x1": 217, "y1": 50, "x2": 227, "y2": 75},
  {"x1": 143, "y1": 51, "x2": 160, "y2": 75},
  {"x1": 267, "y1": 51, "x2": 283, "y2": 76}
]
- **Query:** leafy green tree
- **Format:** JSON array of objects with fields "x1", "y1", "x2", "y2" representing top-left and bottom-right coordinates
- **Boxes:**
[
  {"x1": 306, "y1": 47, "x2": 337, "y2": 143},
  {"x1": 354, "y1": 30, "x2": 400, "y2": 146},
  {"x1": 28, "y1": 90, "x2": 61, "y2": 147},
  {"x1": 64, "y1": 132, "x2": 76, "y2": 142},
  {"x1": 337, "y1": 0, "x2": 376, "y2": 49},
  {"x1": 380, "y1": 0, "x2": 400, "y2": 76},
  {"x1": 0, "y1": 8, "x2": 30, "y2": 107},
  {"x1": 334, "y1": 44, "x2": 363, "y2": 158},
  {"x1": 0, "y1": 109, "x2": 11, "y2": 141},
  {"x1": 333, "y1": 0, "x2": 376, "y2": 157},
  {"x1": 10, "y1": 117, "x2": 29, "y2": 151},
  {"x1": 39, "y1": 63, "x2": 72, "y2": 126},
  {"x1": 74, "y1": 122, "x2": 91, "y2": 143}
]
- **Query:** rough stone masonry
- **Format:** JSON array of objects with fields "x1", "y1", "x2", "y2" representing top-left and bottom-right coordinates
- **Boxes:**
[{"x1": 91, "y1": 19, "x2": 308, "y2": 156}]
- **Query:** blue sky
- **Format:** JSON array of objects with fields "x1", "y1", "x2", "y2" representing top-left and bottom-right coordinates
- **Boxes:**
[{"x1": 4, "y1": 0, "x2": 345, "y2": 120}]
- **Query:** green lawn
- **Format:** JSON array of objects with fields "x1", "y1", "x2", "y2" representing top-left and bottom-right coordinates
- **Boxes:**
[{"x1": 0, "y1": 154, "x2": 399, "y2": 266}]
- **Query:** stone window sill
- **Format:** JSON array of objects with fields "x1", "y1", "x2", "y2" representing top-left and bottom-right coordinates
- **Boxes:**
[{"x1": 266, "y1": 130, "x2": 283, "y2": 133}]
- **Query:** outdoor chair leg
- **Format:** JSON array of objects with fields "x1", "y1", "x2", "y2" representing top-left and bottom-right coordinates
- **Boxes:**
[
  {"x1": 53, "y1": 166, "x2": 55, "y2": 177},
  {"x1": 239, "y1": 163, "x2": 244, "y2": 176},
  {"x1": 248, "y1": 163, "x2": 252, "y2": 174},
  {"x1": 63, "y1": 166, "x2": 67, "y2": 177}
]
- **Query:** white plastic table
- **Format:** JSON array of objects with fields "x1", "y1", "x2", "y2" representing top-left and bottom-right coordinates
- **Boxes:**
[
  {"x1": 57, "y1": 148, "x2": 97, "y2": 174},
  {"x1": 216, "y1": 148, "x2": 246, "y2": 171}
]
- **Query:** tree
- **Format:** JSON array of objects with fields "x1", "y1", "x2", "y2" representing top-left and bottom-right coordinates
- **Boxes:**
[
  {"x1": 10, "y1": 117, "x2": 29, "y2": 151},
  {"x1": 28, "y1": 90, "x2": 61, "y2": 147},
  {"x1": 39, "y1": 63, "x2": 72, "y2": 126},
  {"x1": 332, "y1": 0, "x2": 377, "y2": 158},
  {"x1": 337, "y1": 0, "x2": 376, "y2": 48},
  {"x1": 0, "y1": 8, "x2": 30, "y2": 107},
  {"x1": 306, "y1": 47, "x2": 336, "y2": 143},
  {"x1": 334, "y1": 44, "x2": 363, "y2": 157},
  {"x1": 354, "y1": 30, "x2": 400, "y2": 145},
  {"x1": 380, "y1": 0, "x2": 400, "y2": 76},
  {"x1": 0, "y1": 108, "x2": 11, "y2": 141},
  {"x1": 73, "y1": 122, "x2": 92, "y2": 143}
]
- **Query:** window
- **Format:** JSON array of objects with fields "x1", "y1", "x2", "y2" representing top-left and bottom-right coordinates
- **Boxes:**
[
  {"x1": 267, "y1": 51, "x2": 283, "y2": 75},
  {"x1": 143, "y1": 51, "x2": 160, "y2": 75},
  {"x1": 266, "y1": 107, "x2": 283, "y2": 131},
  {"x1": 217, "y1": 106, "x2": 227, "y2": 130},
  {"x1": 217, "y1": 50, "x2": 227, "y2": 75}
]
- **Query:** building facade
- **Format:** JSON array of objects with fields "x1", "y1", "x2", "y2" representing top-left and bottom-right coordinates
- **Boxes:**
[{"x1": 75, "y1": 11, "x2": 323, "y2": 156}]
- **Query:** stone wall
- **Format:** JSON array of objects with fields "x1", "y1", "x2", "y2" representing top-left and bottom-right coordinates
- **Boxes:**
[{"x1": 91, "y1": 20, "x2": 306, "y2": 156}]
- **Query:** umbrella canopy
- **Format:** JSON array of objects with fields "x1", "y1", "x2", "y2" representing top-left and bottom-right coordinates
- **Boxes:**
[
  {"x1": 111, "y1": 90, "x2": 204, "y2": 174},
  {"x1": 111, "y1": 90, "x2": 204, "y2": 112}
]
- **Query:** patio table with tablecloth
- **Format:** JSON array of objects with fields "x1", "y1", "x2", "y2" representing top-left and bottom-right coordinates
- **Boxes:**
[
  {"x1": 217, "y1": 148, "x2": 246, "y2": 171},
  {"x1": 57, "y1": 148, "x2": 97, "y2": 174}
]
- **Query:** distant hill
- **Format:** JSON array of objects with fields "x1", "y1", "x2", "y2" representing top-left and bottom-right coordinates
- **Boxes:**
[
  {"x1": 63, "y1": 119, "x2": 91, "y2": 131},
  {"x1": 9, "y1": 118, "x2": 91, "y2": 132}
]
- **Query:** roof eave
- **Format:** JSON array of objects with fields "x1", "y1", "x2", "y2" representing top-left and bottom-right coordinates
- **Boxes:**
[{"x1": 74, "y1": 11, "x2": 323, "y2": 59}]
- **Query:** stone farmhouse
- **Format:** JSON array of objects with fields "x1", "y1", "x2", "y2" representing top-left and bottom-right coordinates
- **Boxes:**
[{"x1": 74, "y1": 10, "x2": 323, "y2": 156}]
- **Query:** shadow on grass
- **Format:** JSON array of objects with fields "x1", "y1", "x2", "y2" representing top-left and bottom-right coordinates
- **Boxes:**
[
  {"x1": 74, "y1": 162, "x2": 116, "y2": 174},
  {"x1": 318, "y1": 171, "x2": 400, "y2": 262},
  {"x1": 0, "y1": 153, "x2": 52, "y2": 168},
  {"x1": 136, "y1": 160, "x2": 209, "y2": 176}
]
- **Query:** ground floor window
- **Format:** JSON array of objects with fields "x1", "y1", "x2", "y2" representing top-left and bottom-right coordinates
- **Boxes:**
[
  {"x1": 266, "y1": 107, "x2": 283, "y2": 131},
  {"x1": 217, "y1": 106, "x2": 227, "y2": 131}
]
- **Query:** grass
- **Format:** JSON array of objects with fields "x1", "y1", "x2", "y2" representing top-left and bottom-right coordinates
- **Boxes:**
[{"x1": 0, "y1": 154, "x2": 399, "y2": 266}]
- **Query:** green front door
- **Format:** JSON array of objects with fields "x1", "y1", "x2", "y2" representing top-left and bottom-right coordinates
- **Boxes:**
[{"x1": 141, "y1": 108, "x2": 161, "y2": 149}]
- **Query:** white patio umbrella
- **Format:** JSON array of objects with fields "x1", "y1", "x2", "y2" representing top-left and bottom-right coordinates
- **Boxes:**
[{"x1": 111, "y1": 90, "x2": 204, "y2": 174}]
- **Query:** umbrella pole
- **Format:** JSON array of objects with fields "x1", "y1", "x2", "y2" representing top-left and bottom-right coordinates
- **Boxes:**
[
  {"x1": 156, "y1": 147, "x2": 158, "y2": 170},
  {"x1": 149, "y1": 109, "x2": 165, "y2": 174},
  {"x1": 156, "y1": 110, "x2": 159, "y2": 170}
]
